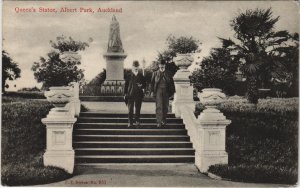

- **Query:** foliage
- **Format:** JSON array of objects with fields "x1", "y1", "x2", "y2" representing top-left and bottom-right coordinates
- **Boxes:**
[
  {"x1": 190, "y1": 48, "x2": 239, "y2": 95},
  {"x1": 270, "y1": 36, "x2": 299, "y2": 97},
  {"x1": 2, "y1": 92, "x2": 45, "y2": 103},
  {"x1": 32, "y1": 51, "x2": 84, "y2": 88},
  {"x1": 148, "y1": 60, "x2": 179, "y2": 77},
  {"x1": 152, "y1": 35, "x2": 201, "y2": 76},
  {"x1": 195, "y1": 97, "x2": 298, "y2": 184},
  {"x1": 2, "y1": 50, "x2": 21, "y2": 92},
  {"x1": 50, "y1": 35, "x2": 91, "y2": 52},
  {"x1": 220, "y1": 8, "x2": 298, "y2": 103},
  {"x1": 209, "y1": 164, "x2": 297, "y2": 184},
  {"x1": 88, "y1": 69, "x2": 106, "y2": 85},
  {"x1": 196, "y1": 97, "x2": 298, "y2": 114},
  {"x1": 1, "y1": 100, "x2": 72, "y2": 185},
  {"x1": 166, "y1": 35, "x2": 201, "y2": 54},
  {"x1": 18, "y1": 86, "x2": 41, "y2": 92},
  {"x1": 32, "y1": 36, "x2": 91, "y2": 89}
]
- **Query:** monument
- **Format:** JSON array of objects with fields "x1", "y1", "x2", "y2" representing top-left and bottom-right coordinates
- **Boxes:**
[{"x1": 103, "y1": 15, "x2": 127, "y2": 90}]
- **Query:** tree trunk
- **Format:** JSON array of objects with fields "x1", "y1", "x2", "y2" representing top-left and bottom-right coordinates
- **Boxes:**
[
  {"x1": 246, "y1": 75, "x2": 258, "y2": 104},
  {"x1": 2, "y1": 78, "x2": 6, "y2": 93}
]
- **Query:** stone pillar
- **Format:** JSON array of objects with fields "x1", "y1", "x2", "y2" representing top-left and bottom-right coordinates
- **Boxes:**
[
  {"x1": 196, "y1": 88, "x2": 231, "y2": 172},
  {"x1": 172, "y1": 53, "x2": 194, "y2": 117},
  {"x1": 69, "y1": 82, "x2": 81, "y2": 117},
  {"x1": 42, "y1": 86, "x2": 77, "y2": 173}
]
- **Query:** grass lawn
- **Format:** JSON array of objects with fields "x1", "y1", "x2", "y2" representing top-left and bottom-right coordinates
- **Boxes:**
[
  {"x1": 1, "y1": 95, "x2": 72, "y2": 186},
  {"x1": 196, "y1": 97, "x2": 298, "y2": 184}
]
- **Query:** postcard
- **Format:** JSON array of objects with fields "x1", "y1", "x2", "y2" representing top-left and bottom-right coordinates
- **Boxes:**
[{"x1": 2, "y1": 0, "x2": 299, "y2": 187}]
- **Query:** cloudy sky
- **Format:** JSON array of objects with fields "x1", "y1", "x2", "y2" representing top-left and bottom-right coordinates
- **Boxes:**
[{"x1": 3, "y1": 1, "x2": 299, "y2": 90}]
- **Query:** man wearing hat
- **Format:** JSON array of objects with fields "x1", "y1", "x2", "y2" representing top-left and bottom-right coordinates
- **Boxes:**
[
  {"x1": 124, "y1": 60, "x2": 146, "y2": 127},
  {"x1": 150, "y1": 60, "x2": 175, "y2": 128}
]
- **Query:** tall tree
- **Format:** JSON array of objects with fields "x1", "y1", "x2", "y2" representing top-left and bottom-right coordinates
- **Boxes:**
[
  {"x1": 220, "y1": 8, "x2": 297, "y2": 103},
  {"x1": 2, "y1": 50, "x2": 21, "y2": 92},
  {"x1": 32, "y1": 36, "x2": 91, "y2": 89}
]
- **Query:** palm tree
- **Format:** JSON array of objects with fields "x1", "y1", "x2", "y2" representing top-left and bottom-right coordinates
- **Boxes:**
[{"x1": 220, "y1": 8, "x2": 296, "y2": 103}]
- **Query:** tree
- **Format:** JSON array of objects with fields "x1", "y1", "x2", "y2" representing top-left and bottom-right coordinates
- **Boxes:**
[
  {"x1": 271, "y1": 33, "x2": 299, "y2": 97},
  {"x1": 32, "y1": 51, "x2": 84, "y2": 88},
  {"x1": 50, "y1": 35, "x2": 91, "y2": 52},
  {"x1": 32, "y1": 36, "x2": 91, "y2": 88},
  {"x1": 88, "y1": 69, "x2": 106, "y2": 85},
  {"x1": 190, "y1": 48, "x2": 239, "y2": 95},
  {"x1": 220, "y1": 8, "x2": 297, "y2": 103},
  {"x1": 166, "y1": 35, "x2": 201, "y2": 54},
  {"x1": 153, "y1": 35, "x2": 201, "y2": 76},
  {"x1": 2, "y1": 50, "x2": 21, "y2": 92}
]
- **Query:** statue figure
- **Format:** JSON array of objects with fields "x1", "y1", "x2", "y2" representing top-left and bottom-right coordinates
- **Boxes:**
[{"x1": 107, "y1": 15, "x2": 124, "y2": 53}]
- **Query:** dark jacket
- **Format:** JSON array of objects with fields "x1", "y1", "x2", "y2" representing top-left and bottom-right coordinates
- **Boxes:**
[
  {"x1": 150, "y1": 70, "x2": 175, "y2": 97},
  {"x1": 124, "y1": 72, "x2": 146, "y2": 99}
]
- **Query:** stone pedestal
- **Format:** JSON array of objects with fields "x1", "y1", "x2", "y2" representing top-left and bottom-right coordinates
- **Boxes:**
[
  {"x1": 195, "y1": 88, "x2": 231, "y2": 172},
  {"x1": 103, "y1": 52, "x2": 127, "y2": 82},
  {"x1": 42, "y1": 112, "x2": 76, "y2": 173},
  {"x1": 195, "y1": 106, "x2": 230, "y2": 172},
  {"x1": 172, "y1": 69, "x2": 194, "y2": 117},
  {"x1": 172, "y1": 53, "x2": 195, "y2": 117}
]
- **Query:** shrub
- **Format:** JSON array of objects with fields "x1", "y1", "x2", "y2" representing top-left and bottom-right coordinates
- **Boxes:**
[
  {"x1": 2, "y1": 91, "x2": 46, "y2": 101},
  {"x1": 196, "y1": 98, "x2": 298, "y2": 184},
  {"x1": 1, "y1": 100, "x2": 72, "y2": 185},
  {"x1": 190, "y1": 48, "x2": 240, "y2": 96}
]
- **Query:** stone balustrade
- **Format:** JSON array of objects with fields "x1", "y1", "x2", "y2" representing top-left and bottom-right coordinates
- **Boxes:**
[
  {"x1": 42, "y1": 83, "x2": 80, "y2": 173},
  {"x1": 171, "y1": 53, "x2": 230, "y2": 172}
]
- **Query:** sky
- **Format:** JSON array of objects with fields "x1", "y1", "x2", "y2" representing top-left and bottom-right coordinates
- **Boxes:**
[{"x1": 3, "y1": 1, "x2": 299, "y2": 91}]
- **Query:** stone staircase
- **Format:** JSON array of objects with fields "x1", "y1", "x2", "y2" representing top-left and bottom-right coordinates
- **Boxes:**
[{"x1": 73, "y1": 112, "x2": 195, "y2": 165}]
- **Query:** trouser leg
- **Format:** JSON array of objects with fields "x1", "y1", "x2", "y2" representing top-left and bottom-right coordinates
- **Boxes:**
[
  {"x1": 162, "y1": 90, "x2": 169, "y2": 123},
  {"x1": 127, "y1": 99, "x2": 134, "y2": 124},
  {"x1": 135, "y1": 98, "x2": 142, "y2": 122},
  {"x1": 156, "y1": 88, "x2": 163, "y2": 124}
]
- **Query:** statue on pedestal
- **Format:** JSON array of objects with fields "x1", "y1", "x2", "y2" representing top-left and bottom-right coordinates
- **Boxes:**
[{"x1": 107, "y1": 15, "x2": 124, "y2": 53}]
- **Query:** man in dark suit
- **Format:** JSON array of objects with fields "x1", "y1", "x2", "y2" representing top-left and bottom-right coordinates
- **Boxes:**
[
  {"x1": 150, "y1": 60, "x2": 175, "y2": 128},
  {"x1": 124, "y1": 61, "x2": 146, "y2": 127}
]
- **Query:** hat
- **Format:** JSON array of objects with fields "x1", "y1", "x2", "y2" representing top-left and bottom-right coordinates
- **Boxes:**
[
  {"x1": 132, "y1": 60, "x2": 140, "y2": 67},
  {"x1": 158, "y1": 60, "x2": 166, "y2": 65}
]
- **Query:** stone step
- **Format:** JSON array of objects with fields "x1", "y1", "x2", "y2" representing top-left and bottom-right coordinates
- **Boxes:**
[
  {"x1": 79, "y1": 113, "x2": 175, "y2": 118},
  {"x1": 73, "y1": 135, "x2": 190, "y2": 142},
  {"x1": 75, "y1": 148, "x2": 195, "y2": 155},
  {"x1": 74, "y1": 129, "x2": 187, "y2": 135},
  {"x1": 75, "y1": 123, "x2": 185, "y2": 129},
  {"x1": 73, "y1": 141, "x2": 193, "y2": 148},
  {"x1": 75, "y1": 163, "x2": 191, "y2": 166},
  {"x1": 75, "y1": 155, "x2": 195, "y2": 163},
  {"x1": 77, "y1": 117, "x2": 183, "y2": 124}
]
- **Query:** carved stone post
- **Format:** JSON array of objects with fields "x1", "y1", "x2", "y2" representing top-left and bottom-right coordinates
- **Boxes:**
[
  {"x1": 172, "y1": 53, "x2": 194, "y2": 117},
  {"x1": 42, "y1": 86, "x2": 77, "y2": 173},
  {"x1": 69, "y1": 82, "x2": 81, "y2": 117},
  {"x1": 196, "y1": 88, "x2": 231, "y2": 172}
]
